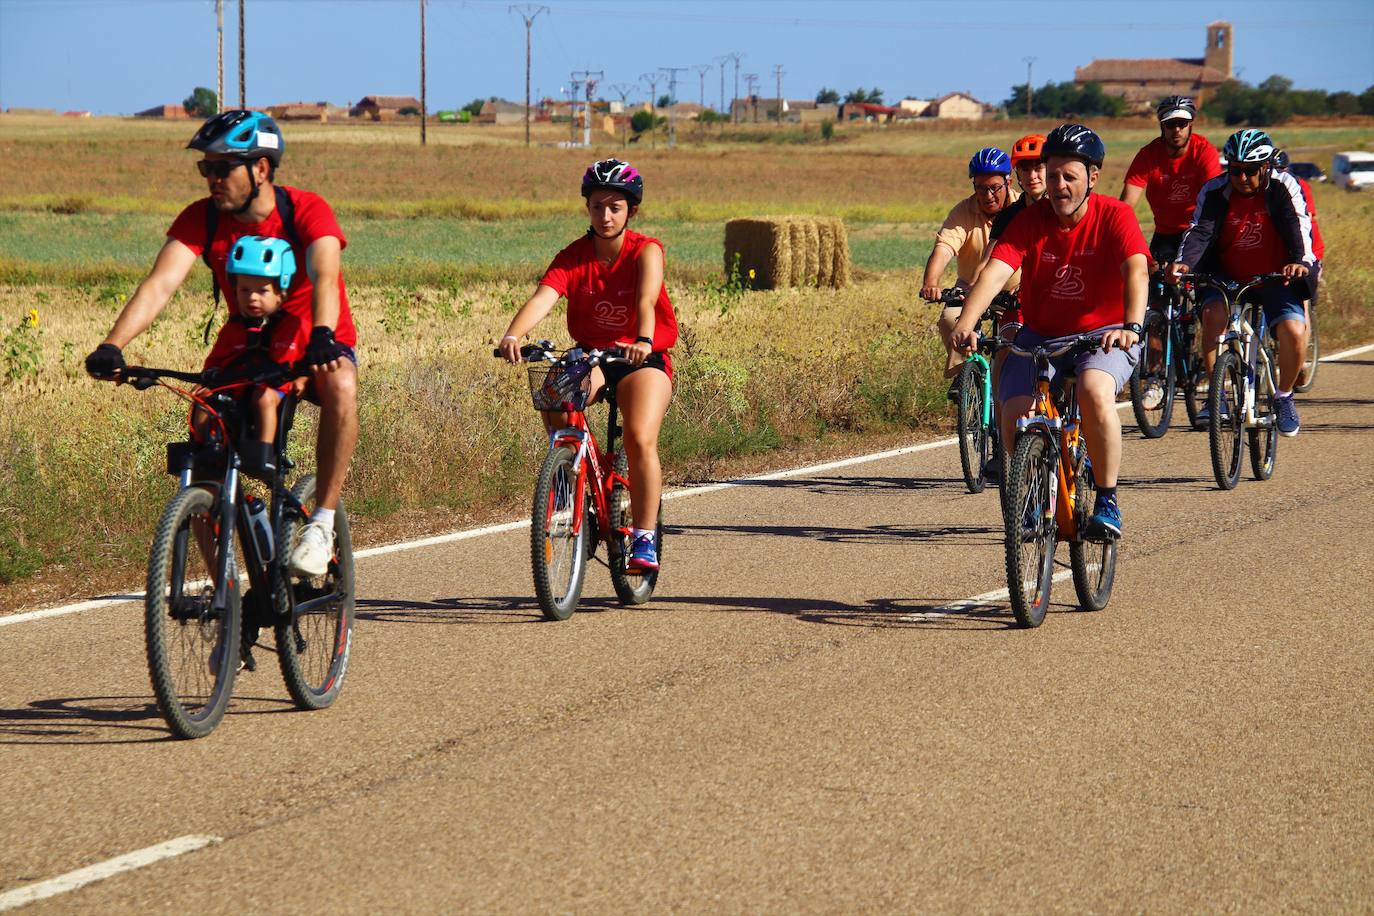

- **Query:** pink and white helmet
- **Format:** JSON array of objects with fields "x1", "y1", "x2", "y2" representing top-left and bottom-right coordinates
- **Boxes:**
[{"x1": 581, "y1": 158, "x2": 643, "y2": 205}]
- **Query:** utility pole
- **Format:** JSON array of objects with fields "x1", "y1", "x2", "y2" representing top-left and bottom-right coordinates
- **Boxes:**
[
  {"x1": 694, "y1": 63, "x2": 712, "y2": 109},
  {"x1": 660, "y1": 66, "x2": 686, "y2": 148},
  {"x1": 567, "y1": 73, "x2": 584, "y2": 145},
  {"x1": 237, "y1": 0, "x2": 245, "y2": 108},
  {"x1": 1024, "y1": 57, "x2": 1037, "y2": 117},
  {"x1": 573, "y1": 69, "x2": 603, "y2": 147},
  {"x1": 773, "y1": 64, "x2": 784, "y2": 126},
  {"x1": 608, "y1": 82, "x2": 635, "y2": 148},
  {"x1": 639, "y1": 72, "x2": 661, "y2": 149},
  {"x1": 723, "y1": 52, "x2": 743, "y2": 123},
  {"x1": 419, "y1": 0, "x2": 427, "y2": 145},
  {"x1": 510, "y1": 5, "x2": 547, "y2": 147},
  {"x1": 745, "y1": 73, "x2": 760, "y2": 123},
  {"x1": 215, "y1": 0, "x2": 223, "y2": 113}
]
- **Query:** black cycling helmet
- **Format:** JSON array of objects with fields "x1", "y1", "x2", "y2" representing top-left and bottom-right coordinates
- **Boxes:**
[
  {"x1": 1271, "y1": 148, "x2": 1291, "y2": 171},
  {"x1": 1156, "y1": 95, "x2": 1196, "y2": 122},
  {"x1": 1041, "y1": 123, "x2": 1106, "y2": 169},
  {"x1": 188, "y1": 110, "x2": 284, "y2": 167},
  {"x1": 580, "y1": 158, "x2": 643, "y2": 206}
]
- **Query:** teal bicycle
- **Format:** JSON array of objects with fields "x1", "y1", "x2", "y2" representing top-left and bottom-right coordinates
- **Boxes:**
[{"x1": 941, "y1": 288, "x2": 1019, "y2": 494}]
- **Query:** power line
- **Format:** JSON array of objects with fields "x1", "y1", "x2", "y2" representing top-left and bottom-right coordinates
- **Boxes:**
[{"x1": 509, "y1": 4, "x2": 548, "y2": 147}]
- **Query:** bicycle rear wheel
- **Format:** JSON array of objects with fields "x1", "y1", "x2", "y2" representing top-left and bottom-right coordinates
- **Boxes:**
[
  {"x1": 1004, "y1": 431, "x2": 1057, "y2": 628},
  {"x1": 1249, "y1": 341, "x2": 1279, "y2": 481},
  {"x1": 1129, "y1": 310, "x2": 1175, "y2": 439},
  {"x1": 531, "y1": 446, "x2": 589, "y2": 620},
  {"x1": 1068, "y1": 445, "x2": 1116, "y2": 611},
  {"x1": 145, "y1": 485, "x2": 240, "y2": 739},
  {"x1": 274, "y1": 474, "x2": 356, "y2": 710},
  {"x1": 609, "y1": 451, "x2": 661, "y2": 605},
  {"x1": 1208, "y1": 350, "x2": 1245, "y2": 490},
  {"x1": 955, "y1": 359, "x2": 989, "y2": 493},
  {"x1": 1295, "y1": 300, "x2": 1319, "y2": 393}
]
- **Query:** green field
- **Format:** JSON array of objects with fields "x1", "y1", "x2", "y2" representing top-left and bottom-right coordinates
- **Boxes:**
[{"x1": 1, "y1": 113, "x2": 1371, "y2": 608}]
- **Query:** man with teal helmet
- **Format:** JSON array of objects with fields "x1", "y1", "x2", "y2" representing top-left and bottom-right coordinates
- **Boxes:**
[{"x1": 85, "y1": 110, "x2": 360, "y2": 577}]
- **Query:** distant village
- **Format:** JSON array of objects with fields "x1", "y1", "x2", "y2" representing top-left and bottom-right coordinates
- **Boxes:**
[{"x1": 10, "y1": 22, "x2": 1238, "y2": 127}]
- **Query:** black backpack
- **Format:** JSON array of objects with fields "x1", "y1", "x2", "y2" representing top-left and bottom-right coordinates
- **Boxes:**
[{"x1": 201, "y1": 185, "x2": 305, "y2": 343}]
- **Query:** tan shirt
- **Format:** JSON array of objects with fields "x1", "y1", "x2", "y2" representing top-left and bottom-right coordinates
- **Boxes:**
[{"x1": 935, "y1": 191, "x2": 1022, "y2": 289}]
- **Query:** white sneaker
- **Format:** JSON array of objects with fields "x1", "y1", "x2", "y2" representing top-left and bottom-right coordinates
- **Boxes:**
[
  {"x1": 290, "y1": 521, "x2": 336, "y2": 578},
  {"x1": 1141, "y1": 382, "x2": 1165, "y2": 410}
]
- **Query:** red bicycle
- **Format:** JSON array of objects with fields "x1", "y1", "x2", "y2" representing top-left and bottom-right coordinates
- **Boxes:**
[{"x1": 497, "y1": 341, "x2": 663, "y2": 620}]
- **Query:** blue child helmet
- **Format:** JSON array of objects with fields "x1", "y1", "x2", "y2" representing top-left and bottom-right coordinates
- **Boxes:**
[
  {"x1": 228, "y1": 235, "x2": 297, "y2": 292},
  {"x1": 968, "y1": 147, "x2": 1012, "y2": 177},
  {"x1": 188, "y1": 110, "x2": 284, "y2": 166}
]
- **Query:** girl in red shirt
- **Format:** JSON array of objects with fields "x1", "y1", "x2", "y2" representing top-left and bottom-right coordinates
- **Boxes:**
[{"x1": 499, "y1": 159, "x2": 678, "y2": 572}]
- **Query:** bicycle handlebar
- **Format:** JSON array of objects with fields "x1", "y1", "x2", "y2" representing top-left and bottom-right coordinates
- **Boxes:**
[
  {"x1": 922, "y1": 288, "x2": 1019, "y2": 312},
  {"x1": 492, "y1": 342, "x2": 633, "y2": 366},
  {"x1": 121, "y1": 362, "x2": 308, "y2": 391},
  {"x1": 1004, "y1": 333, "x2": 1122, "y2": 360}
]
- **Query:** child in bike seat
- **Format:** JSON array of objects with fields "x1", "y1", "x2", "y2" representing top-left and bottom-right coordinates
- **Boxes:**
[{"x1": 206, "y1": 235, "x2": 308, "y2": 479}]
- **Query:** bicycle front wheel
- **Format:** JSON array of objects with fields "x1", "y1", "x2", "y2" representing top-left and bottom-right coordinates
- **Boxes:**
[
  {"x1": 145, "y1": 485, "x2": 240, "y2": 739},
  {"x1": 609, "y1": 451, "x2": 660, "y2": 605},
  {"x1": 531, "y1": 446, "x2": 589, "y2": 620},
  {"x1": 1295, "y1": 301, "x2": 1319, "y2": 393},
  {"x1": 1004, "y1": 431, "x2": 1057, "y2": 628},
  {"x1": 1208, "y1": 350, "x2": 1245, "y2": 490},
  {"x1": 1129, "y1": 310, "x2": 1175, "y2": 439},
  {"x1": 274, "y1": 474, "x2": 356, "y2": 710},
  {"x1": 955, "y1": 359, "x2": 989, "y2": 493},
  {"x1": 1249, "y1": 341, "x2": 1279, "y2": 481}
]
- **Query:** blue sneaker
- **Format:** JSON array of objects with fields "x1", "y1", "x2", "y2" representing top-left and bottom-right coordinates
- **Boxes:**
[
  {"x1": 1085, "y1": 493, "x2": 1122, "y2": 541},
  {"x1": 1275, "y1": 394, "x2": 1300, "y2": 437},
  {"x1": 627, "y1": 534, "x2": 659, "y2": 572}
]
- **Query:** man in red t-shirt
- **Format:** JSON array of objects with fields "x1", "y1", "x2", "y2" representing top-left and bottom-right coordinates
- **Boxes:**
[
  {"x1": 954, "y1": 125, "x2": 1149, "y2": 539},
  {"x1": 84, "y1": 111, "x2": 358, "y2": 578},
  {"x1": 1120, "y1": 96, "x2": 1222, "y2": 266}
]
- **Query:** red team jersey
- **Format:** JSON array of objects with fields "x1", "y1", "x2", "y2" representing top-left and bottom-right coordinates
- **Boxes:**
[
  {"x1": 539, "y1": 230, "x2": 679, "y2": 354},
  {"x1": 990, "y1": 195, "x2": 1150, "y2": 337},
  {"x1": 1217, "y1": 191, "x2": 1291, "y2": 282},
  {"x1": 167, "y1": 187, "x2": 357, "y2": 370},
  {"x1": 1123, "y1": 133, "x2": 1222, "y2": 235}
]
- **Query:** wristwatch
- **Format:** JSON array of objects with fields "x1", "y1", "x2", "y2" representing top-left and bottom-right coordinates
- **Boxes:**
[
  {"x1": 635, "y1": 335, "x2": 653, "y2": 345},
  {"x1": 1124, "y1": 322, "x2": 1143, "y2": 335}
]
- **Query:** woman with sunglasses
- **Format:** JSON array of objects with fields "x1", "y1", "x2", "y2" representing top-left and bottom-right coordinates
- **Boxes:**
[
  {"x1": 1166, "y1": 129, "x2": 1317, "y2": 437},
  {"x1": 84, "y1": 110, "x2": 360, "y2": 576}
]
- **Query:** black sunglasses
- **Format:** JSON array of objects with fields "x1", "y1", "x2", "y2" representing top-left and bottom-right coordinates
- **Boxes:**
[
  {"x1": 196, "y1": 159, "x2": 250, "y2": 179},
  {"x1": 1227, "y1": 163, "x2": 1265, "y2": 177}
]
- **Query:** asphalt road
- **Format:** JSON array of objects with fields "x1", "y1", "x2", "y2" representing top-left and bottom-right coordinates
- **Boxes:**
[{"x1": 2, "y1": 357, "x2": 1371, "y2": 912}]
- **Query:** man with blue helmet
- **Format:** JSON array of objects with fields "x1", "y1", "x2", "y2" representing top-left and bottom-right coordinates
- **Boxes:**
[
  {"x1": 84, "y1": 110, "x2": 359, "y2": 577},
  {"x1": 922, "y1": 147, "x2": 1021, "y2": 387}
]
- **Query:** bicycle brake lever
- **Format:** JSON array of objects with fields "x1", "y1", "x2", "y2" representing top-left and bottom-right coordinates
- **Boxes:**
[{"x1": 131, "y1": 376, "x2": 158, "y2": 391}]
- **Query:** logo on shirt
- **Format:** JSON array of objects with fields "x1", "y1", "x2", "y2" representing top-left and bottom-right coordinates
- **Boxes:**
[
  {"x1": 1049, "y1": 264, "x2": 1085, "y2": 298},
  {"x1": 1235, "y1": 217, "x2": 1265, "y2": 250},
  {"x1": 593, "y1": 300, "x2": 630, "y2": 327},
  {"x1": 1167, "y1": 180, "x2": 1193, "y2": 203}
]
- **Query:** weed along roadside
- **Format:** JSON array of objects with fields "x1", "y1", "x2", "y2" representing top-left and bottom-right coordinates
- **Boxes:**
[{"x1": 0, "y1": 272, "x2": 946, "y2": 608}]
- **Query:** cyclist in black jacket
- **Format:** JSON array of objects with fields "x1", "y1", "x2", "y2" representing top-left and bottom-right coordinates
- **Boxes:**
[{"x1": 1166, "y1": 129, "x2": 1315, "y2": 436}]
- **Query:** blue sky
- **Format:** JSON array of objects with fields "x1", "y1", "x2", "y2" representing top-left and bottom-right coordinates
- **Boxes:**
[{"x1": 1, "y1": 0, "x2": 1371, "y2": 114}]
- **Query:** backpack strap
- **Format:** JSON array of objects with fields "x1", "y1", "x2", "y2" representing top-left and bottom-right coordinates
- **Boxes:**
[
  {"x1": 201, "y1": 201, "x2": 222, "y2": 344},
  {"x1": 273, "y1": 186, "x2": 305, "y2": 253}
]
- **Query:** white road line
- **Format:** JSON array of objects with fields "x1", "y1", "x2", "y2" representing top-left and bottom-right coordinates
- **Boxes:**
[
  {"x1": 898, "y1": 570, "x2": 1073, "y2": 621},
  {"x1": 0, "y1": 835, "x2": 220, "y2": 911},
  {"x1": 6, "y1": 337, "x2": 1370, "y2": 629}
]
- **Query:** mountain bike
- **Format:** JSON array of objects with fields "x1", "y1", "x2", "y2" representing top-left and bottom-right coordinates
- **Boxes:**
[
  {"x1": 498, "y1": 342, "x2": 662, "y2": 621},
  {"x1": 1187, "y1": 273, "x2": 1289, "y2": 491},
  {"x1": 116, "y1": 363, "x2": 355, "y2": 738},
  {"x1": 1128, "y1": 270, "x2": 1206, "y2": 437},
  {"x1": 1001, "y1": 334, "x2": 1120, "y2": 628},
  {"x1": 935, "y1": 288, "x2": 1018, "y2": 494}
]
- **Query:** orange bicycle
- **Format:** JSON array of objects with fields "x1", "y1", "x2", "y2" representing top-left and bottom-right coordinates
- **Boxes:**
[{"x1": 1001, "y1": 334, "x2": 1119, "y2": 627}]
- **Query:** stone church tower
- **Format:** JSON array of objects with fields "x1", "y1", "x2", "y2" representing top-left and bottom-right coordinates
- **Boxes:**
[{"x1": 1205, "y1": 22, "x2": 1233, "y2": 79}]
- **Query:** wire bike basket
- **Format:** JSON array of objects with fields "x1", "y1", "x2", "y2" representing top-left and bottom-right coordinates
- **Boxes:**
[{"x1": 527, "y1": 362, "x2": 592, "y2": 412}]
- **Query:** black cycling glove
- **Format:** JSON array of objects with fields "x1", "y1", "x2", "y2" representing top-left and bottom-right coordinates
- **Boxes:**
[
  {"x1": 85, "y1": 343, "x2": 125, "y2": 379},
  {"x1": 305, "y1": 326, "x2": 349, "y2": 367}
]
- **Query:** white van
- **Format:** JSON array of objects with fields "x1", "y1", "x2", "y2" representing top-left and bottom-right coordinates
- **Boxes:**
[{"x1": 1331, "y1": 151, "x2": 1374, "y2": 190}]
